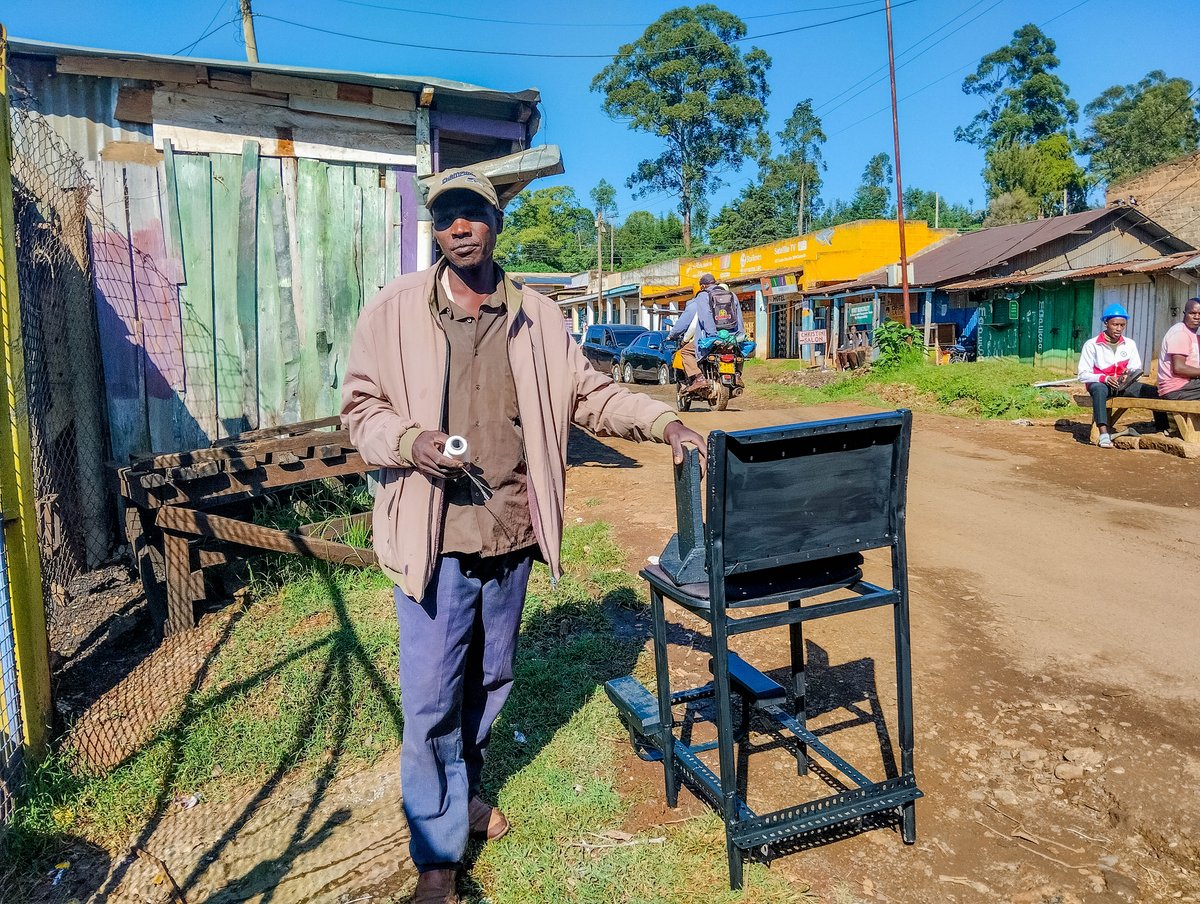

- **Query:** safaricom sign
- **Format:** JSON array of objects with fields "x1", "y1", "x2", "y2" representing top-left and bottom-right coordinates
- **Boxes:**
[{"x1": 682, "y1": 234, "x2": 821, "y2": 284}]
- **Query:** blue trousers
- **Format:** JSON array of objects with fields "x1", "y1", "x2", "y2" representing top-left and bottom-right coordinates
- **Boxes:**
[{"x1": 394, "y1": 550, "x2": 534, "y2": 871}]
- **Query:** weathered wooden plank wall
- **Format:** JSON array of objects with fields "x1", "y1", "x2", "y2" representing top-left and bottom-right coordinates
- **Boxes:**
[{"x1": 90, "y1": 150, "x2": 414, "y2": 460}]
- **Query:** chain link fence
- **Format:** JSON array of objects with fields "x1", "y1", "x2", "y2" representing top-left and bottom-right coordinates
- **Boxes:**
[{"x1": 7, "y1": 86, "x2": 113, "y2": 646}]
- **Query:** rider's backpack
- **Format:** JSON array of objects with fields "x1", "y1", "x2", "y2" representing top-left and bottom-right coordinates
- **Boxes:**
[{"x1": 708, "y1": 286, "x2": 741, "y2": 333}]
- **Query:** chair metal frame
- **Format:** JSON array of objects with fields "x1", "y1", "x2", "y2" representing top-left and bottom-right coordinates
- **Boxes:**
[{"x1": 613, "y1": 410, "x2": 921, "y2": 889}]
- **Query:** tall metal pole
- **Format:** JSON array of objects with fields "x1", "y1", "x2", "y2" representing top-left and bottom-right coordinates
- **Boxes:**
[
  {"x1": 884, "y1": 0, "x2": 911, "y2": 328},
  {"x1": 240, "y1": 0, "x2": 260, "y2": 63}
]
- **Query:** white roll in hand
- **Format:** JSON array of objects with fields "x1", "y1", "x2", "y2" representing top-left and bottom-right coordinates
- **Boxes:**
[{"x1": 444, "y1": 435, "x2": 469, "y2": 458}]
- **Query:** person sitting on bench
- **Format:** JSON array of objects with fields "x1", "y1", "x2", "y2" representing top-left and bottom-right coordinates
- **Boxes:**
[
  {"x1": 836, "y1": 326, "x2": 866, "y2": 371},
  {"x1": 1077, "y1": 303, "x2": 1159, "y2": 448},
  {"x1": 1157, "y1": 298, "x2": 1200, "y2": 403}
]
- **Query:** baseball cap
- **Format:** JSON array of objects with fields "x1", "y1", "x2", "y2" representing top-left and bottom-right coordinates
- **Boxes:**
[
  {"x1": 698, "y1": 273, "x2": 716, "y2": 286},
  {"x1": 425, "y1": 167, "x2": 500, "y2": 211}
]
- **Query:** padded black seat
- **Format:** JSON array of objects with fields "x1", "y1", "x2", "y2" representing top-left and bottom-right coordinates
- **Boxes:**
[{"x1": 642, "y1": 553, "x2": 863, "y2": 610}]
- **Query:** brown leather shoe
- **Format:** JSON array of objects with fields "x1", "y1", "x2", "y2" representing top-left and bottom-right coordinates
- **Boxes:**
[
  {"x1": 468, "y1": 795, "x2": 510, "y2": 842},
  {"x1": 413, "y1": 869, "x2": 460, "y2": 904}
]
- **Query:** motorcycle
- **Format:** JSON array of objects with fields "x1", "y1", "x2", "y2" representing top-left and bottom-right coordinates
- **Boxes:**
[
  {"x1": 948, "y1": 333, "x2": 977, "y2": 364},
  {"x1": 673, "y1": 341, "x2": 745, "y2": 412}
]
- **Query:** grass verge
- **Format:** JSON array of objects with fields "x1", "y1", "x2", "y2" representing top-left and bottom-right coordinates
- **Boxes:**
[
  {"x1": 747, "y1": 357, "x2": 1077, "y2": 420},
  {"x1": 4, "y1": 522, "x2": 810, "y2": 903}
]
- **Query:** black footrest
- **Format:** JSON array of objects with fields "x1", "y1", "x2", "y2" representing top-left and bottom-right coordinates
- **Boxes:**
[
  {"x1": 605, "y1": 676, "x2": 662, "y2": 735},
  {"x1": 732, "y1": 776, "x2": 922, "y2": 850},
  {"x1": 709, "y1": 653, "x2": 786, "y2": 706}
]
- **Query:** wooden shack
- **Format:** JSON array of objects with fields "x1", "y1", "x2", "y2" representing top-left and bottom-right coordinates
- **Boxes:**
[{"x1": 7, "y1": 39, "x2": 560, "y2": 465}]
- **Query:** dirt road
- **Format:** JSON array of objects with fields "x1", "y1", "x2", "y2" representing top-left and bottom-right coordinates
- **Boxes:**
[{"x1": 567, "y1": 383, "x2": 1200, "y2": 903}]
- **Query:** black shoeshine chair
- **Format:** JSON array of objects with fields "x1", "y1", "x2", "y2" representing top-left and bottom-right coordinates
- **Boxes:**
[{"x1": 606, "y1": 410, "x2": 921, "y2": 889}]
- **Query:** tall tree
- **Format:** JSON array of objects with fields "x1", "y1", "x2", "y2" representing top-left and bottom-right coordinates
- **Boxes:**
[
  {"x1": 591, "y1": 5, "x2": 771, "y2": 252},
  {"x1": 613, "y1": 210, "x2": 687, "y2": 269},
  {"x1": 494, "y1": 187, "x2": 595, "y2": 272},
  {"x1": 709, "y1": 100, "x2": 827, "y2": 252},
  {"x1": 902, "y1": 188, "x2": 982, "y2": 230},
  {"x1": 849, "y1": 152, "x2": 894, "y2": 220},
  {"x1": 1080, "y1": 71, "x2": 1200, "y2": 187},
  {"x1": 709, "y1": 179, "x2": 798, "y2": 251},
  {"x1": 813, "y1": 153, "x2": 895, "y2": 228},
  {"x1": 590, "y1": 178, "x2": 619, "y2": 220},
  {"x1": 776, "y1": 99, "x2": 827, "y2": 234},
  {"x1": 955, "y1": 24, "x2": 1078, "y2": 148},
  {"x1": 984, "y1": 189, "x2": 1040, "y2": 227},
  {"x1": 984, "y1": 134, "x2": 1088, "y2": 218}
]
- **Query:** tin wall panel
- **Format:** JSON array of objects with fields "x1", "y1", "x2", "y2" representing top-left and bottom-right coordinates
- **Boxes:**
[{"x1": 9, "y1": 61, "x2": 151, "y2": 163}]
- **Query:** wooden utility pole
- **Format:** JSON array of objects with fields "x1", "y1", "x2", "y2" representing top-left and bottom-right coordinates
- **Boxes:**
[
  {"x1": 595, "y1": 213, "x2": 605, "y2": 323},
  {"x1": 884, "y1": 0, "x2": 911, "y2": 328},
  {"x1": 240, "y1": 0, "x2": 259, "y2": 63}
]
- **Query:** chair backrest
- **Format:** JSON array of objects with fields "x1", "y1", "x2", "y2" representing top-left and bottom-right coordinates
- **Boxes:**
[{"x1": 707, "y1": 411, "x2": 911, "y2": 576}]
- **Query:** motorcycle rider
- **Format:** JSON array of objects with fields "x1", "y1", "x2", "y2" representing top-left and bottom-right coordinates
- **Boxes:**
[{"x1": 668, "y1": 274, "x2": 719, "y2": 390}]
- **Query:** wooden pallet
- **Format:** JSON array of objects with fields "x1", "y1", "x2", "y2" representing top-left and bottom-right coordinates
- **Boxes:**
[{"x1": 118, "y1": 419, "x2": 376, "y2": 636}]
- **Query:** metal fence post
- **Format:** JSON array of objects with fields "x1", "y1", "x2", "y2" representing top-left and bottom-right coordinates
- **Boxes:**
[{"x1": 0, "y1": 24, "x2": 51, "y2": 757}]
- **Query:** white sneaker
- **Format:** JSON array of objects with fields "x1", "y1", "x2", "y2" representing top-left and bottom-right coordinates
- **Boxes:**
[{"x1": 1098, "y1": 433, "x2": 1113, "y2": 448}]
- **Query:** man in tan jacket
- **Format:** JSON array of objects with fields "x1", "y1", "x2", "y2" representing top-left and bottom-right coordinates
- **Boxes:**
[{"x1": 341, "y1": 167, "x2": 704, "y2": 904}]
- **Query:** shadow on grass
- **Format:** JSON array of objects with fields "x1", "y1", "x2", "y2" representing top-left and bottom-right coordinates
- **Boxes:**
[
  {"x1": 17, "y1": 507, "x2": 733, "y2": 903},
  {"x1": 172, "y1": 565, "x2": 403, "y2": 904}
]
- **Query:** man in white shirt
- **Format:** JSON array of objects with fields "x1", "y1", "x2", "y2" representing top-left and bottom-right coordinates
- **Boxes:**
[{"x1": 1077, "y1": 303, "x2": 1159, "y2": 448}]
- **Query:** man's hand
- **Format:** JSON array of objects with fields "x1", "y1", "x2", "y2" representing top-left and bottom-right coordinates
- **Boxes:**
[
  {"x1": 410, "y1": 430, "x2": 467, "y2": 478},
  {"x1": 1104, "y1": 375, "x2": 1121, "y2": 388},
  {"x1": 663, "y1": 420, "x2": 707, "y2": 475}
]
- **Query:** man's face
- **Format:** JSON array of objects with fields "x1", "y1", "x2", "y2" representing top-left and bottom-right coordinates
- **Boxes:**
[
  {"x1": 1104, "y1": 317, "x2": 1127, "y2": 340},
  {"x1": 431, "y1": 190, "x2": 502, "y2": 270},
  {"x1": 1183, "y1": 303, "x2": 1200, "y2": 333}
]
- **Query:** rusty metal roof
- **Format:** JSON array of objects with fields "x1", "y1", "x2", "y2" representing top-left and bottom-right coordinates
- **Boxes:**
[
  {"x1": 8, "y1": 37, "x2": 542, "y2": 107},
  {"x1": 939, "y1": 251, "x2": 1199, "y2": 290},
  {"x1": 815, "y1": 208, "x2": 1186, "y2": 294}
]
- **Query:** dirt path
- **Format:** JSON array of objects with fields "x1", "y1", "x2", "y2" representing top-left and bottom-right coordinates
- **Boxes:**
[{"x1": 566, "y1": 385, "x2": 1200, "y2": 903}]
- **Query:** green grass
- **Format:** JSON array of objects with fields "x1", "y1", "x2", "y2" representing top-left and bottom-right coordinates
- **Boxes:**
[
  {"x1": 3, "y1": 522, "x2": 810, "y2": 903},
  {"x1": 749, "y1": 357, "x2": 1077, "y2": 420},
  {"x1": 3, "y1": 562, "x2": 399, "y2": 871}
]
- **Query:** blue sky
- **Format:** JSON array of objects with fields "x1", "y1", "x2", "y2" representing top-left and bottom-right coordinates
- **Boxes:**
[{"x1": 8, "y1": 0, "x2": 1199, "y2": 224}]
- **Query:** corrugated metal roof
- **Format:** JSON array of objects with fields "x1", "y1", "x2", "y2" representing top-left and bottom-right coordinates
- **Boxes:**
[
  {"x1": 939, "y1": 251, "x2": 1198, "y2": 290},
  {"x1": 817, "y1": 208, "x2": 1199, "y2": 295},
  {"x1": 828, "y1": 209, "x2": 1119, "y2": 293},
  {"x1": 8, "y1": 37, "x2": 542, "y2": 107}
]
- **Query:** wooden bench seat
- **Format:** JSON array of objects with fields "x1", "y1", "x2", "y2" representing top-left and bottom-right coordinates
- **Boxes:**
[{"x1": 1074, "y1": 393, "x2": 1200, "y2": 443}]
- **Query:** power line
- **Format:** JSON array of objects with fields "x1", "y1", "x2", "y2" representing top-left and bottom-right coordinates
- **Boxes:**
[
  {"x1": 334, "y1": 0, "x2": 889, "y2": 28},
  {"x1": 174, "y1": 2, "x2": 238, "y2": 56},
  {"x1": 254, "y1": 2, "x2": 922, "y2": 61},
  {"x1": 818, "y1": 0, "x2": 1005, "y2": 119},
  {"x1": 815, "y1": 0, "x2": 999, "y2": 114},
  {"x1": 824, "y1": 0, "x2": 1095, "y2": 138}
]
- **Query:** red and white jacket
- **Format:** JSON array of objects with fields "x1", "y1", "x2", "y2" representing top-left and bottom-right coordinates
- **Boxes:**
[{"x1": 1077, "y1": 332, "x2": 1142, "y2": 385}]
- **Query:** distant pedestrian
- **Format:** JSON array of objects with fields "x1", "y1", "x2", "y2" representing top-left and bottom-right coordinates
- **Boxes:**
[{"x1": 1077, "y1": 303, "x2": 1158, "y2": 448}]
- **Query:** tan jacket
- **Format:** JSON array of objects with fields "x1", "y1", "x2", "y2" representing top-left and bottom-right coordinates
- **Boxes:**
[{"x1": 341, "y1": 263, "x2": 679, "y2": 597}]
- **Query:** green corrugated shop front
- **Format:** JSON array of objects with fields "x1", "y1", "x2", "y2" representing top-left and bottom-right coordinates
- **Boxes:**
[{"x1": 978, "y1": 282, "x2": 1093, "y2": 372}]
